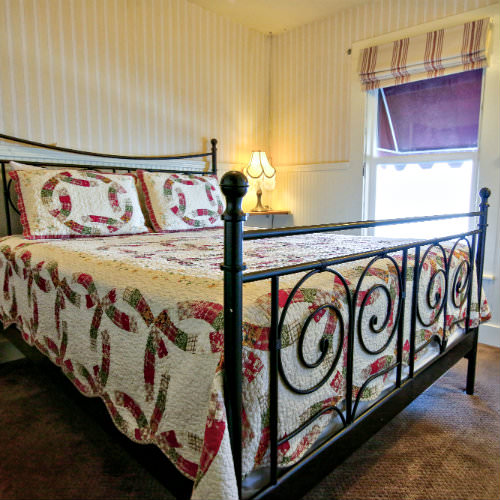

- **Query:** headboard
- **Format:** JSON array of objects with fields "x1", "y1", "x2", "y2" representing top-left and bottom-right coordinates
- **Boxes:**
[{"x1": 0, "y1": 133, "x2": 217, "y2": 236}]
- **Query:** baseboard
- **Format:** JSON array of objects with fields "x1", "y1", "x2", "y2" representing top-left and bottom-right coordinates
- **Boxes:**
[{"x1": 479, "y1": 323, "x2": 500, "y2": 348}]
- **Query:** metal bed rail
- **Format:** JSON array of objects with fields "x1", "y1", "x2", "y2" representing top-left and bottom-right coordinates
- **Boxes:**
[{"x1": 220, "y1": 170, "x2": 490, "y2": 499}]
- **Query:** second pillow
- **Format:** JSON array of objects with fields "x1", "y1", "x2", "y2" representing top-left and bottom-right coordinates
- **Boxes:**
[{"x1": 137, "y1": 170, "x2": 225, "y2": 232}]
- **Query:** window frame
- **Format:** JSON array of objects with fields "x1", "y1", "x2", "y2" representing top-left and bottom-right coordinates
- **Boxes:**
[
  {"x1": 362, "y1": 82, "x2": 483, "y2": 237},
  {"x1": 349, "y1": 4, "x2": 498, "y2": 346},
  {"x1": 349, "y1": 7, "x2": 496, "y2": 236}
]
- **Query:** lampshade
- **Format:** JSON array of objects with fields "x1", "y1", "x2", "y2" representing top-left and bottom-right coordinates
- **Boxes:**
[
  {"x1": 243, "y1": 151, "x2": 276, "y2": 212},
  {"x1": 245, "y1": 151, "x2": 276, "y2": 191}
]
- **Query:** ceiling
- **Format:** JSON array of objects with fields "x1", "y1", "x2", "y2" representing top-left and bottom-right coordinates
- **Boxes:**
[{"x1": 187, "y1": 0, "x2": 375, "y2": 34}]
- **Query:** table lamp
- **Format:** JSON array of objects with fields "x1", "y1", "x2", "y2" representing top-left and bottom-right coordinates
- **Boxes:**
[{"x1": 244, "y1": 151, "x2": 276, "y2": 212}]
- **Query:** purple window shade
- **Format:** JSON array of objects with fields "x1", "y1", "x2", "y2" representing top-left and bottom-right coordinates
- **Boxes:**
[{"x1": 377, "y1": 69, "x2": 483, "y2": 153}]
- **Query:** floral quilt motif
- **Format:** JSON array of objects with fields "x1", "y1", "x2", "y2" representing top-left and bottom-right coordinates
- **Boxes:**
[
  {"x1": 0, "y1": 231, "x2": 490, "y2": 500},
  {"x1": 8, "y1": 169, "x2": 148, "y2": 239},
  {"x1": 137, "y1": 171, "x2": 224, "y2": 232}
]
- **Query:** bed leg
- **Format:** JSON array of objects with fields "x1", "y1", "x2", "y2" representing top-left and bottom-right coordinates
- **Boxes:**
[{"x1": 465, "y1": 338, "x2": 478, "y2": 395}]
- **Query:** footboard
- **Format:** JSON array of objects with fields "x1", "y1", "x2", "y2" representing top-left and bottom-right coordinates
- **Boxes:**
[{"x1": 220, "y1": 171, "x2": 490, "y2": 500}]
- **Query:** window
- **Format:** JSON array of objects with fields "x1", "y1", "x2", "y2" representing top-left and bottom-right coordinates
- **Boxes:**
[{"x1": 364, "y1": 70, "x2": 483, "y2": 239}]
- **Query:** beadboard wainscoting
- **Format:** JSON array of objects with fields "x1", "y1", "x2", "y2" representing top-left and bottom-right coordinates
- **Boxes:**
[{"x1": 271, "y1": 162, "x2": 360, "y2": 227}]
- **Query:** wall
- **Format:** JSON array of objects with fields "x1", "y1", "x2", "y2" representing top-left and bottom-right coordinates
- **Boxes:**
[
  {"x1": 0, "y1": 0, "x2": 270, "y2": 163},
  {"x1": 270, "y1": 0, "x2": 499, "y2": 346},
  {"x1": 270, "y1": 0, "x2": 497, "y2": 225},
  {"x1": 270, "y1": 0, "x2": 497, "y2": 169},
  {"x1": 1, "y1": 0, "x2": 498, "y2": 344},
  {"x1": 476, "y1": 6, "x2": 500, "y2": 346}
]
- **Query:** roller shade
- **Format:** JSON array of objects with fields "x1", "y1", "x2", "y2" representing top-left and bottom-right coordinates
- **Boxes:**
[
  {"x1": 359, "y1": 18, "x2": 490, "y2": 90},
  {"x1": 377, "y1": 69, "x2": 483, "y2": 152}
]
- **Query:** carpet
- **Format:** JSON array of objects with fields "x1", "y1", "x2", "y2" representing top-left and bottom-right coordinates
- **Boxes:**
[
  {"x1": 303, "y1": 344, "x2": 500, "y2": 500},
  {"x1": 0, "y1": 343, "x2": 498, "y2": 500}
]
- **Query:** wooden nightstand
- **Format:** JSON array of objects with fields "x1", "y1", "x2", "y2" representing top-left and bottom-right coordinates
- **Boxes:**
[{"x1": 245, "y1": 210, "x2": 291, "y2": 229}]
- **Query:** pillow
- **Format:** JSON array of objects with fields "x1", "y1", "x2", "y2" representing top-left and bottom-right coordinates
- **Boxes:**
[
  {"x1": 8, "y1": 160, "x2": 44, "y2": 171},
  {"x1": 9, "y1": 169, "x2": 149, "y2": 239},
  {"x1": 137, "y1": 171, "x2": 225, "y2": 231}
]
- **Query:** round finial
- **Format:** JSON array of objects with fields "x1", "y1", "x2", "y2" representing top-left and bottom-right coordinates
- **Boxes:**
[
  {"x1": 220, "y1": 170, "x2": 249, "y2": 197},
  {"x1": 479, "y1": 187, "x2": 491, "y2": 200},
  {"x1": 220, "y1": 171, "x2": 248, "y2": 222},
  {"x1": 211, "y1": 138, "x2": 217, "y2": 147}
]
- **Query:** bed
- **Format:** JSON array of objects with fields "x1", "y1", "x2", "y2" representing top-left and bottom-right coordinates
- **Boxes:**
[{"x1": 0, "y1": 134, "x2": 491, "y2": 500}]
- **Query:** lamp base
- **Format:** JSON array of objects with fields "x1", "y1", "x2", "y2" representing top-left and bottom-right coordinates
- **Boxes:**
[{"x1": 251, "y1": 189, "x2": 270, "y2": 212}]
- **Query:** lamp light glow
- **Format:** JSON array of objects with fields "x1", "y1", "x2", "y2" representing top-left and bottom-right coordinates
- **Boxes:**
[{"x1": 243, "y1": 151, "x2": 276, "y2": 212}]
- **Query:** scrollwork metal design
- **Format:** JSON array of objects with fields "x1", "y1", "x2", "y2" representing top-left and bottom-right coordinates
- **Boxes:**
[
  {"x1": 354, "y1": 254, "x2": 403, "y2": 356},
  {"x1": 297, "y1": 304, "x2": 341, "y2": 370},
  {"x1": 417, "y1": 244, "x2": 448, "y2": 328},
  {"x1": 347, "y1": 254, "x2": 403, "y2": 420},
  {"x1": 277, "y1": 268, "x2": 351, "y2": 395},
  {"x1": 448, "y1": 237, "x2": 473, "y2": 310},
  {"x1": 277, "y1": 405, "x2": 347, "y2": 446},
  {"x1": 351, "y1": 361, "x2": 398, "y2": 420},
  {"x1": 415, "y1": 333, "x2": 443, "y2": 354}
]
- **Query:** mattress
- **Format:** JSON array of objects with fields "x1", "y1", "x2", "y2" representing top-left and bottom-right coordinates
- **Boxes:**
[{"x1": 0, "y1": 230, "x2": 490, "y2": 500}]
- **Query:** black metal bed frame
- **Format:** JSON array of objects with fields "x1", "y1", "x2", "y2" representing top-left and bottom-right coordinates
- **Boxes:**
[
  {"x1": 220, "y1": 170, "x2": 491, "y2": 500},
  {"x1": 0, "y1": 134, "x2": 491, "y2": 500}
]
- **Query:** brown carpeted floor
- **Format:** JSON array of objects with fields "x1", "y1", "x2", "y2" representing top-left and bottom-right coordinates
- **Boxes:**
[
  {"x1": 303, "y1": 344, "x2": 500, "y2": 500},
  {"x1": 0, "y1": 343, "x2": 498, "y2": 500}
]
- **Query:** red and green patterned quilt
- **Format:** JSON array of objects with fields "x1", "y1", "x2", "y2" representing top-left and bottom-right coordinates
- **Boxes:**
[{"x1": 0, "y1": 230, "x2": 490, "y2": 499}]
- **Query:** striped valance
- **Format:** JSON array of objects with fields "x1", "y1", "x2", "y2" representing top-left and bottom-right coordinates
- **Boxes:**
[{"x1": 359, "y1": 18, "x2": 491, "y2": 90}]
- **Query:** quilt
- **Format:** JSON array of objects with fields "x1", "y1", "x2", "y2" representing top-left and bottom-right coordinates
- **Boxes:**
[{"x1": 0, "y1": 230, "x2": 490, "y2": 500}]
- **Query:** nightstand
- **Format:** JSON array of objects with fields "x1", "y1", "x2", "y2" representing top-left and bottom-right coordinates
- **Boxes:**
[{"x1": 245, "y1": 210, "x2": 292, "y2": 229}]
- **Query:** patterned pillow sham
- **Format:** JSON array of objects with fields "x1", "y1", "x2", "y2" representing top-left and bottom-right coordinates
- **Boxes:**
[
  {"x1": 137, "y1": 170, "x2": 225, "y2": 231},
  {"x1": 8, "y1": 160, "x2": 44, "y2": 171},
  {"x1": 9, "y1": 169, "x2": 149, "y2": 239}
]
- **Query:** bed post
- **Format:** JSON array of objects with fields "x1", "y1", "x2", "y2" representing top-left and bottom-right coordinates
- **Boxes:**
[
  {"x1": 211, "y1": 138, "x2": 218, "y2": 175},
  {"x1": 1, "y1": 162, "x2": 12, "y2": 235},
  {"x1": 220, "y1": 170, "x2": 248, "y2": 497},
  {"x1": 466, "y1": 187, "x2": 491, "y2": 395}
]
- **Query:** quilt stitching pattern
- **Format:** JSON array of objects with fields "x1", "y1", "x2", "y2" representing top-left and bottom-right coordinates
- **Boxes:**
[{"x1": 0, "y1": 232, "x2": 491, "y2": 500}]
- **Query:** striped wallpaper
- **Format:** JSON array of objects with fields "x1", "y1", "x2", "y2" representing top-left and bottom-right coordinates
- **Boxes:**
[
  {"x1": 1, "y1": 0, "x2": 495, "y2": 166},
  {"x1": 268, "y1": 0, "x2": 499, "y2": 347},
  {"x1": 0, "y1": 0, "x2": 498, "y2": 343},
  {"x1": 0, "y1": 0, "x2": 270, "y2": 164},
  {"x1": 269, "y1": 0, "x2": 498, "y2": 167}
]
